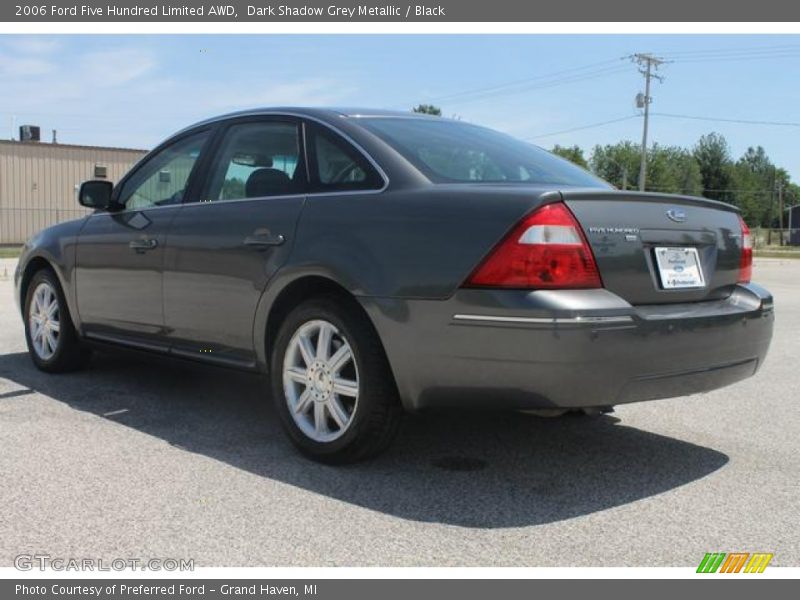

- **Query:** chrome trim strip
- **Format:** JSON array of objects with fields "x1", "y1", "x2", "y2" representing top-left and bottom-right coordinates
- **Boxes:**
[
  {"x1": 177, "y1": 193, "x2": 306, "y2": 209},
  {"x1": 452, "y1": 314, "x2": 635, "y2": 325}
]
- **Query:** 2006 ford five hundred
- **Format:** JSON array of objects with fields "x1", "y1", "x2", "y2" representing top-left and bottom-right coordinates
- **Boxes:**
[{"x1": 14, "y1": 108, "x2": 774, "y2": 462}]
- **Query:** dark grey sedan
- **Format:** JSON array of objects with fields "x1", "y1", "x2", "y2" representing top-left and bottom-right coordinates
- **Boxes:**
[{"x1": 14, "y1": 108, "x2": 774, "y2": 462}]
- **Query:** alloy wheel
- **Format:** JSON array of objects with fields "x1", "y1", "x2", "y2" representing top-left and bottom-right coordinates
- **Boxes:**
[
  {"x1": 282, "y1": 319, "x2": 360, "y2": 443},
  {"x1": 28, "y1": 282, "x2": 61, "y2": 360}
]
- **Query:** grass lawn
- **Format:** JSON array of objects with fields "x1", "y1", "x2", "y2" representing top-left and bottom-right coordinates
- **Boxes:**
[
  {"x1": 754, "y1": 250, "x2": 800, "y2": 259},
  {"x1": 0, "y1": 246, "x2": 22, "y2": 259}
]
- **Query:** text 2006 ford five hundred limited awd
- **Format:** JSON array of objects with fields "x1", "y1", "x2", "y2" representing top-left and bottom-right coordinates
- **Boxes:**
[{"x1": 14, "y1": 108, "x2": 774, "y2": 462}]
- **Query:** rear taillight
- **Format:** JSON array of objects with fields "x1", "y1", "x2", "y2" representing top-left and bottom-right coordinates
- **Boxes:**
[
  {"x1": 466, "y1": 202, "x2": 602, "y2": 289},
  {"x1": 738, "y1": 215, "x2": 753, "y2": 284}
]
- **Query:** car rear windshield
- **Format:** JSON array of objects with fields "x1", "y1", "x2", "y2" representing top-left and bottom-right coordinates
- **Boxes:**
[{"x1": 358, "y1": 117, "x2": 609, "y2": 187}]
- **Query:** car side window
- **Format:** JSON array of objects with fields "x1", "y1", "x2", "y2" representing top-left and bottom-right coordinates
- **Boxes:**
[
  {"x1": 308, "y1": 125, "x2": 384, "y2": 193},
  {"x1": 204, "y1": 121, "x2": 304, "y2": 202},
  {"x1": 118, "y1": 131, "x2": 210, "y2": 210}
]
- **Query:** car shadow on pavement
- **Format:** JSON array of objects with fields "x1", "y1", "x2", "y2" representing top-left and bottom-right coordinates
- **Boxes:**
[{"x1": 0, "y1": 350, "x2": 729, "y2": 529}]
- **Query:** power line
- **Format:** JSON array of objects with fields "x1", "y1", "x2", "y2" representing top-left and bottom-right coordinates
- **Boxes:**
[
  {"x1": 418, "y1": 58, "x2": 624, "y2": 104},
  {"x1": 448, "y1": 45, "x2": 800, "y2": 104},
  {"x1": 410, "y1": 44, "x2": 800, "y2": 111},
  {"x1": 658, "y1": 43, "x2": 800, "y2": 55},
  {"x1": 245, "y1": 106, "x2": 800, "y2": 148},
  {"x1": 526, "y1": 109, "x2": 800, "y2": 142},
  {"x1": 526, "y1": 115, "x2": 640, "y2": 139},
  {"x1": 652, "y1": 112, "x2": 800, "y2": 128},
  {"x1": 528, "y1": 109, "x2": 800, "y2": 142},
  {"x1": 659, "y1": 44, "x2": 800, "y2": 60},
  {"x1": 677, "y1": 54, "x2": 800, "y2": 64},
  {"x1": 429, "y1": 65, "x2": 631, "y2": 107},
  {"x1": 656, "y1": 44, "x2": 800, "y2": 66}
]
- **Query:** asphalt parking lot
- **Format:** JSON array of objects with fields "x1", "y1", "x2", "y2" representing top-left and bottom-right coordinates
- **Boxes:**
[{"x1": 0, "y1": 257, "x2": 798, "y2": 567}]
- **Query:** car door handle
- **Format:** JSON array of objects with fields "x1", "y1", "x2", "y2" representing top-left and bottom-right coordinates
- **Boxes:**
[
  {"x1": 129, "y1": 238, "x2": 158, "y2": 252},
  {"x1": 243, "y1": 232, "x2": 285, "y2": 248}
]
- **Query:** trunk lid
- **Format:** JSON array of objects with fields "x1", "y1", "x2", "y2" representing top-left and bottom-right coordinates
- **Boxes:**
[{"x1": 562, "y1": 190, "x2": 743, "y2": 305}]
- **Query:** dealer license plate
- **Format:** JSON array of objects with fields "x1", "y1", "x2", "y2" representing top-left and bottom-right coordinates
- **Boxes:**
[{"x1": 654, "y1": 247, "x2": 706, "y2": 289}]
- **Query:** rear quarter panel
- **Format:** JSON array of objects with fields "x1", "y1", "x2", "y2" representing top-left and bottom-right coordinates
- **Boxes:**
[
  {"x1": 285, "y1": 185, "x2": 561, "y2": 299},
  {"x1": 255, "y1": 184, "x2": 557, "y2": 398}
]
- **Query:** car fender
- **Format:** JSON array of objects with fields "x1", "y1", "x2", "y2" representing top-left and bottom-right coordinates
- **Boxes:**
[{"x1": 16, "y1": 218, "x2": 87, "y2": 326}]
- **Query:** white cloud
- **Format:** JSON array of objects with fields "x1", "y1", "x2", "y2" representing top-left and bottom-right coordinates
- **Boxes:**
[
  {"x1": 0, "y1": 36, "x2": 61, "y2": 78},
  {"x1": 0, "y1": 53, "x2": 54, "y2": 77},
  {"x1": 4, "y1": 37, "x2": 61, "y2": 55},
  {"x1": 78, "y1": 47, "x2": 157, "y2": 87},
  {"x1": 0, "y1": 37, "x2": 362, "y2": 150}
]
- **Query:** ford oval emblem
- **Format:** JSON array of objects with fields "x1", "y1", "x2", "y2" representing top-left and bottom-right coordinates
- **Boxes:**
[{"x1": 666, "y1": 208, "x2": 687, "y2": 223}]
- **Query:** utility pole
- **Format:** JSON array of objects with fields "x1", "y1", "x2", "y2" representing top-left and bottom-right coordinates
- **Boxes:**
[
  {"x1": 605, "y1": 156, "x2": 628, "y2": 191},
  {"x1": 631, "y1": 54, "x2": 666, "y2": 192},
  {"x1": 778, "y1": 182, "x2": 785, "y2": 246}
]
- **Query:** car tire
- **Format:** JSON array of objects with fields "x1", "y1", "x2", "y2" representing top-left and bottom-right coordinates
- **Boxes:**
[
  {"x1": 270, "y1": 295, "x2": 402, "y2": 464},
  {"x1": 24, "y1": 268, "x2": 90, "y2": 373}
]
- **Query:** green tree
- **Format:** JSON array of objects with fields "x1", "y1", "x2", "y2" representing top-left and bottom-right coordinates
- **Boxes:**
[
  {"x1": 584, "y1": 133, "x2": 798, "y2": 226},
  {"x1": 550, "y1": 144, "x2": 589, "y2": 169},
  {"x1": 589, "y1": 141, "x2": 640, "y2": 189},
  {"x1": 730, "y1": 148, "x2": 770, "y2": 226},
  {"x1": 646, "y1": 144, "x2": 703, "y2": 196},
  {"x1": 740, "y1": 145, "x2": 773, "y2": 177},
  {"x1": 412, "y1": 104, "x2": 442, "y2": 116},
  {"x1": 693, "y1": 133, "x2": 734, "y2": 203}
]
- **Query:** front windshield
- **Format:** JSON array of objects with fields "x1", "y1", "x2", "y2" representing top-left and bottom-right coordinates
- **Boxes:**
[{"x1": 359, "y1": 117, "x2": 609, "y2": 188}]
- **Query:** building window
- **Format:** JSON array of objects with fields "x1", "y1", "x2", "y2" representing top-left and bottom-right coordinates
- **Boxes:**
[{"x1": 94, "y1": 165, "x2": 108, "y2": 179}]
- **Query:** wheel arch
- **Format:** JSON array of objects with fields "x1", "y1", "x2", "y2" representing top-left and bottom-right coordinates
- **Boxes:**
[
  {"x1": 258, "y1": 274, "x2": 399, "y2": 394},
  {"x1": 19, "y1": 256, "x2": 61, "y2": 315}
]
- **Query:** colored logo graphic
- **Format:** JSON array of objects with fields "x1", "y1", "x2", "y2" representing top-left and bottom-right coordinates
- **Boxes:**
[{"x1": 697, "y1": 552, "x2": 773, "y2": 573}]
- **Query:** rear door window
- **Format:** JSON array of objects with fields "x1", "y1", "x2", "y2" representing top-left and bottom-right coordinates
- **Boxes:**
[{"x1": 203, "y1": 121, "x2": 304, "y2": 201}]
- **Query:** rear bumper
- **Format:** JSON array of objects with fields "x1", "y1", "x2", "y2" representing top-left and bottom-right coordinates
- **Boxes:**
[{"x1": 363, "y1": 283, "x2": 774, "y2": 411}]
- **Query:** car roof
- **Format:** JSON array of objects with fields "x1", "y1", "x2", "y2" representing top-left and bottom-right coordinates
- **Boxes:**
[{"x1": 178, "y1": 107, "x2": 446, "y2": 133}]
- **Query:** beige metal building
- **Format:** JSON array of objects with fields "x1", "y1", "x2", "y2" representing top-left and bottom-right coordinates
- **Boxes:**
[{"x1": 0, "y1": 140, "x2": 147, "y2": 245}]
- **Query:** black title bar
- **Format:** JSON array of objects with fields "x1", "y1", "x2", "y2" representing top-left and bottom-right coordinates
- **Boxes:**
[{"x1": 3, "y1": 0, "x2": 799, "y2": 22}]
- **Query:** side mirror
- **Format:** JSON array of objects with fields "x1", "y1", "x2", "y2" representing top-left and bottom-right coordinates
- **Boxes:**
[{"x1": 78, "y1": 180, "x2": 114, "y2": 209}]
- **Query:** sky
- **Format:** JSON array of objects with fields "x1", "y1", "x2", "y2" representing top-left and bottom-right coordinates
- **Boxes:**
[{"x1": 1, "y1": 34, "x2": 799, "y2": 181}]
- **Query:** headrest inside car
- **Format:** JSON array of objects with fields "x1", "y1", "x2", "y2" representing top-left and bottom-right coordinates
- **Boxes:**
[{"x1": 245, "y1": 168, "x2": 292, "y2": 198}]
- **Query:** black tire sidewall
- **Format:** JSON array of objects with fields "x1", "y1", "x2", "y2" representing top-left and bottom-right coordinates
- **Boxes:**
[{"x1": 270, "y1": 297, "x2": 392, "y2": 460}]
